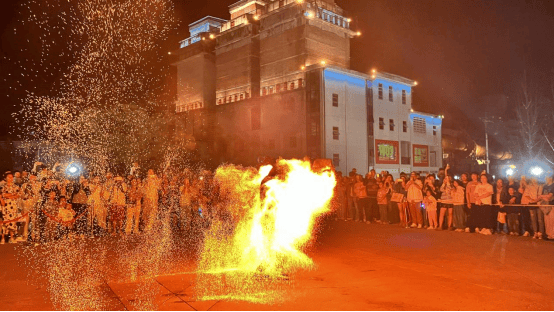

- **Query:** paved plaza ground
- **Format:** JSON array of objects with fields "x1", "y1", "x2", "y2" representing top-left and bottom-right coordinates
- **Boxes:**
[{"x1": 1, "y1": 220, "x2": 554, "y2": 310}]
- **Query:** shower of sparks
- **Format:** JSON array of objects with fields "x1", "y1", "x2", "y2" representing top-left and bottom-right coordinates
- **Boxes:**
[
  {"x1": 11, "y1": 0, "x2": 179, "y2": 174},
  {"x1": 9, "y1": 0, "x2": 337, "y2": 309}
]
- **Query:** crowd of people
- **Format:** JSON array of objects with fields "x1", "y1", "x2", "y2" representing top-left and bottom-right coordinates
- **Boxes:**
[
  {"x1": 333, "y1": 165, "x2": 554, "y2": 240},
  {"x1": 2, "y1": 160, "x2": 554, "y2": 245},
  {"x1": 0, "y1": 162, "x2": 220, "y2": 244}
]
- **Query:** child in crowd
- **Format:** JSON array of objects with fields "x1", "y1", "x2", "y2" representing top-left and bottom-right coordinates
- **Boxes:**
[
  {"x1": 505, "y1": 187, "x2": 521, "y2": 236},
  {"x1": 423, "y1": 189, "x2": 438, "y2": 230}
]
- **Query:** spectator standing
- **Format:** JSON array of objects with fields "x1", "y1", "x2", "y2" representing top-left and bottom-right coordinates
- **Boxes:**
[
  {"x1": 179, "y1": 177, "x2": 195, "y2": 230},
  {"x1": 474, "y1": 174, "x2": 494, "y2": 235},
  {"x1": 354, "y1": 175, "x2": 370, "y2": 223},
  {"x1": 406, "y1": 172, "x2": 424, "y2": 228},
  {"x1": 70, "y1": 176, "x2": 90, "y2": 237},
  {"x1": 20, "y1": 174, "x2": 41, "y2": 242},
  {"x1": 108, "y1": 177, "x2": 127, "y2": 235},
  {"x1": 1, "y1": 173, "x2": 21, "y2": 244},
  {"x1": 142, "y1": 169, "x2": 161, "y2": 231},
  {"x1": 392, "y1": 176, "x2": 408, "y2": 227},
  {"x1": 423, "y1": 189, "x2": 438, "y2": 230},
  {"x1": 451, "y1": 180, "x2": 466, "y2": 231},
  {"x1": 438, "y1": 175, "x2": 454, "y2": 230},
  {"x1": 522, "y1": 178, "x2": 542, "y2": 239},
  {"x1": 88, "y1": 176, "x2": 107, "y2": 235},
  {"x1": 366, "y1": 176, "x2": 379, "y2": 223},
  {"x1": 43, "y1": 191, "x2": 58, "y2": 242},
  {"x1": 465, "y1": 173, "x2": 480, "y2": 233},
  {"x1": 504, "y1": 187, "x2": 521, "y2": 235},
  {"x1": 125, "y1": 177, "x2": 142, "y2": 234},
  {"x1": 539, "y1": 175, "x2": 554, "y2": 239},
  {"x1": 346, "y1": 176, "x2": 358, "y2": 221},
  {"x1": 57, "y1": 196, "x2": 74, "y2": 239},
  {"x1": 518, "y1": 176, "x2": 532, "y2": 236},
  {"x1": 377, "y1": 182, "x2": 389, "y2": 224},
  {"x1": 494, "y1": 179, "x2": 509, "y2": 234}
]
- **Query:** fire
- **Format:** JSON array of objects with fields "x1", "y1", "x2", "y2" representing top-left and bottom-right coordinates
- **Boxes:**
[{"x1": 197, "y1": 159, "x2": 336, "y2": 302}]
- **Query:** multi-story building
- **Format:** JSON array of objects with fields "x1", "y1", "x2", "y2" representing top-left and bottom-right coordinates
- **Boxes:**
[{"x1": 172, "y1": 0, "x2": 442, "y2": 176}]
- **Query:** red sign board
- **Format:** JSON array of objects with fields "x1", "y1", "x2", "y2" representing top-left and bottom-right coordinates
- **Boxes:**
[
  {"x1": 375, "y1": 140, "x2": 399, "y2": 165},
  {"x1": 413, "y1": 144, "x2": 429, "y2": 167}
]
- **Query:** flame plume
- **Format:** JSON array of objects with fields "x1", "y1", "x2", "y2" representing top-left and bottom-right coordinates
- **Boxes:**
[{"x1": 197, "y1": 159, "x2": 336, "y2": 303}]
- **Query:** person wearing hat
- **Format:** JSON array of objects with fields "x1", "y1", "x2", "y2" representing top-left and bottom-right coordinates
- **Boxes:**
[{"x1": 108, "y1": 176, "x2": 127, "y2": 235}]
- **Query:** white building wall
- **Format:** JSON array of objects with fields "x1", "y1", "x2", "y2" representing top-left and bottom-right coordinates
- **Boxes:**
[
  {"x1": 322, "y1": 68, "x2": 368, "y2": 175},
  {"x1": 371, "y1": 78, "x2": 413, "y2": 177},
  {"x1": 410, "y1": 112, "x2": 443, "y2": 174}
]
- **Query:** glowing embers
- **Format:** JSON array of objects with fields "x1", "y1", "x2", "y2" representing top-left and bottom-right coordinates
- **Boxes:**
[{"x1": 197, "y1": 159, "x2": 336, "y2": 303}]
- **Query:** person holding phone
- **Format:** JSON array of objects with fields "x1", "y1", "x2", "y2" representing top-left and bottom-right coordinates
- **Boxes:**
[{"x1": 406, "y1": 172, "x2": 423, "y2": 228}]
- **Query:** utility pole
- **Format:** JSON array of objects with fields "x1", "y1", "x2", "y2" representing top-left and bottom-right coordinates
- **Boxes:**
[{"x1": 480, "y1": 114, "x2": 493, "y2": 173}]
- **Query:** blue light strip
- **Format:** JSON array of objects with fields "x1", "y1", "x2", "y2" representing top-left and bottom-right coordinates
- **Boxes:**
[
  {"x1": 410, "y1": 113, "x2": 442, "y2": 126},
  {"x1": 324, "y1": 69, "x2": 366, "y2": 88}
]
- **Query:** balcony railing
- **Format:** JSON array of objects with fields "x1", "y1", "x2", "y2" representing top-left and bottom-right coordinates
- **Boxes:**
[
  {"x1": 305, "y1": 4, "x2": 351, "y2": 30},
  {"x1": 179, "y1": 34, "x2": 202, "y2": 49}
]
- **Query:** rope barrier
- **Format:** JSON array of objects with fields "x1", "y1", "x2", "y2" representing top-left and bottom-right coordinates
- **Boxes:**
[
  {"x1": 41, "y1": 207, "x2": 89, "y2": 226},
  {"x1": 0, "y1": 212, "x2": 30, "y2": 225}
]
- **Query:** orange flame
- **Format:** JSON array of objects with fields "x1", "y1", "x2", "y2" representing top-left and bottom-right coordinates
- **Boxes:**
[{"x1": 197, "y1": 159, "x2": 336, "y2": 302}]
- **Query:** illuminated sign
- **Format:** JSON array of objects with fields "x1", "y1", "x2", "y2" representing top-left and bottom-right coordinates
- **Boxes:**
[
  {"x1": 376, "y1": 140, "x2": 399, "y2": 164},
  {"x1": 413, "y1": 144, "x2": 429, "y2": 167}
]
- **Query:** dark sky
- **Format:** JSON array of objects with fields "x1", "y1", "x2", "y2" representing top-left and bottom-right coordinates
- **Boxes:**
[{"x1": 1, "y1": 0, "x2": 554, "y2": 139}]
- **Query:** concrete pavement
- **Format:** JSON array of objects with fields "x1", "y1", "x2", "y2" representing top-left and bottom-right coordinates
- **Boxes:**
[{"x1": 1, "y1": 220, "x2": 553, "y2": 310}]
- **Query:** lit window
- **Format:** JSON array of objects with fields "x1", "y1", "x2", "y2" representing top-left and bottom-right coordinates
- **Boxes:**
[
  {"x1": 389, "y1": 86, "x2": 393, "y2": 102},
  {"x1": 333, "y1": 127, "x2": 339, "y2": 140},
  {"x1": 379, "y1": 118, "x2": 384, "y2": 130},
  {"x1": 389, "y1": 119, "x2": 395, "y2": 131},
  {"x1": 332, "y1": 93, "x2": 338, "y2": 107},
  {"x1": 402, "y1": 90, "x2": 407, "y2": 105},
  {"x1": 378, "y1": 83, "x2": 383, "y2": 100}
]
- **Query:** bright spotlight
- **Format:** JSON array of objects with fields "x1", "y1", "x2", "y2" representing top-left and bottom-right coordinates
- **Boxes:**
[
  {"x1": 65, "y1": 162, "x2": 83, "y2": 177},
  {"x1": 506, "y1": 168, "x2": 514, "y2": 176},
  {"x1": 531, "y1": 166, "x2": 544, "y2": 176}
]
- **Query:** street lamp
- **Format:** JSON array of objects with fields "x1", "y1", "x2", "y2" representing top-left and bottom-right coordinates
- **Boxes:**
[{"x1": 531, "y1": 166, "x2": 544, "y2": 177}]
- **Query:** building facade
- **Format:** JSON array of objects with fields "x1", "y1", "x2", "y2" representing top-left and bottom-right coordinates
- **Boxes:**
[{"x1": 172, "y1": 0, "x2": 442, "y2": 176}]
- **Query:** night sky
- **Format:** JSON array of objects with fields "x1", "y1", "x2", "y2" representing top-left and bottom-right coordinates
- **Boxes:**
[{"x1": 1, "y1": 0, "x2": 553, "y2": 139}]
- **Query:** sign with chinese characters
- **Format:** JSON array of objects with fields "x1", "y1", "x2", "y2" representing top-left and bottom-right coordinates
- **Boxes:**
[
  {"x1": 413, "y1": 144, "x2": 429, "y2": 167},
  {"x1": 375, "y1": 140, "x2": 399, "y2": 164}
]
